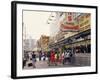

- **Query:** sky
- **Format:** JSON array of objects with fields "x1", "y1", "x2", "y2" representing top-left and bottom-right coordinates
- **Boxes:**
[
  {"x1": 23, "y1": 11, "x2": 51, "y2": 40},
  {"x1": 23, "y1": 11, "x2": 83, "y2": 40}
]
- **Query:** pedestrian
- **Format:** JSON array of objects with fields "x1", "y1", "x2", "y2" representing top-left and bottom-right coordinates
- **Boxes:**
[
  {"x1": 67, "y1": 50, "x2": 71, "y2": 63},
  {"x1": 56, "y1": 51, "x2": 59, "y2": 63},
  {"x1": 32, "y1": 51, "x2": 36, "y2": 68},
  {"x1": 50, "y1": 50, "x2": 55, "y2": 66},
  {"x1": 63, "y1": 50, "x2": 70, "y2": 64},
  {"x1": 39, "y1": 51, "x2": 42, "y2": 61},
  {"x1": 55, "y1": 52, "x2": 58, "y2": 66},
  {"x1": 70, "y1": 48, "x2": 76, "y2": 64},
  {"x1": 47, "y1": 51, "x2": 51, "y2": 66},
  {"x1": 23, "y1": 57, "x2": 27, "y2": 68},
  {"x1": 42, "y1": 52, "x2": 46, "y2": 61},
  {"x1": 61, "y1": 51, "x2": 65, "y2": 65},
  {"x1": 69, "y1": 50, "x2": 72, "y2": 63},
  {"x1": 24, "y1": 52, "x2": 29, "y2": 61}
]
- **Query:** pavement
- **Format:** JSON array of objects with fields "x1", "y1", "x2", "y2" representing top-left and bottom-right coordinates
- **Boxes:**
[{"x1": 23, "y1": 53, "x2": 91, "y2": 69}]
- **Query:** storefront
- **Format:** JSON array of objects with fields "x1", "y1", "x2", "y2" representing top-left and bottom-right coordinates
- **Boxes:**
[{"x1": 49, "y1": 29, "x2": 91, "y2": 53}]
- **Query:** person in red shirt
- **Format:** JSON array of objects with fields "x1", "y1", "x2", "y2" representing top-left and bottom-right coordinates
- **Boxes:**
[{"x1": 50, "y1": 50, "x2": 55, "y2": 66}]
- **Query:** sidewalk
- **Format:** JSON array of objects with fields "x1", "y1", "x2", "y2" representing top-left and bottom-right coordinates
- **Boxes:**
[{"x1": 23, "y1": 53, "x2": 91, "y2": 69}]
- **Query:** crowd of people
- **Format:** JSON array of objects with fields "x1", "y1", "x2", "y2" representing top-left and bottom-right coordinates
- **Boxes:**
[
  {"x1": 47, "y1": 49, "x2": 75, "y2": 66},
  {"x1": 23, "y1": 48, "x2": 76, "y2": 68}
]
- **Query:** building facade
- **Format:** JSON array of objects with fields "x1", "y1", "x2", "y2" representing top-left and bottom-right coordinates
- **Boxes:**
[
  {"x1": 37, "y1": 35, "x2": 50, "y2": 52},
  {"x1": 23, "y1": 38, "x2": 36, "y2": 51},
  {"x1": 49, "y1": 12, "x2": 91, "y2": 54}
]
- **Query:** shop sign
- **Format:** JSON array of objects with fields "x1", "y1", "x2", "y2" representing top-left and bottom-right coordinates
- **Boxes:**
[
  {"x1": 60, "y1": 23, "x2": 79, "y2": 32},
  {"x1": 60, "y1": 13, "x2": 79, "y2": 32}
]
